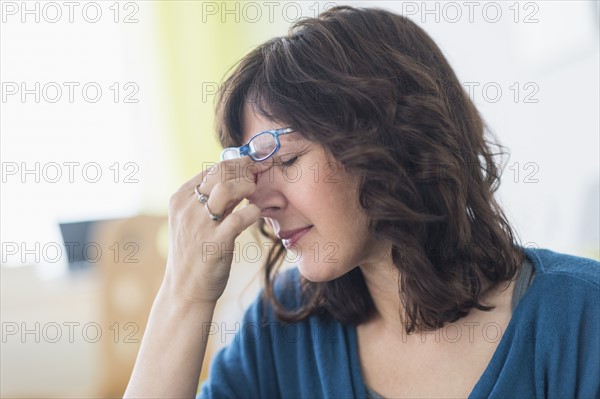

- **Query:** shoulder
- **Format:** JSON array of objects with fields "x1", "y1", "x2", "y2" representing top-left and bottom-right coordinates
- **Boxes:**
[
  {"x1": 515, "y1": 247, "x2": 599, "y2": 332},
  {"x1": 475, "y1": 248, "x2": 599, "y2": 398},
  {"x1": 523, "y1": 246, "x2": 599, "y2": 288}
]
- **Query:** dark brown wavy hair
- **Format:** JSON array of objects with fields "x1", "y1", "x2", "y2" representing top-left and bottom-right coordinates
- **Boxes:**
[{"x1": 215, "y1": 6, "x2": 525, "y2": 333}]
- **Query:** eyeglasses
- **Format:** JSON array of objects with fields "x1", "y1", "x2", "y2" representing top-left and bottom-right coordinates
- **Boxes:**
[{"x1": 220, "y1": 128, "x2": 294, "y2": 162}]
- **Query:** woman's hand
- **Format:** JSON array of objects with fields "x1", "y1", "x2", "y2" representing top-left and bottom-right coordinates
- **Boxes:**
[
  {"x1": 162, "y1": 157, "x2": 261, "y2": 305},
  {"x1": 124, "y1": 157, "x2": 261, "y2": 398}
]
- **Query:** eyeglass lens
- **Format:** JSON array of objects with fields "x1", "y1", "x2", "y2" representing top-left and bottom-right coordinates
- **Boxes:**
[{"x1": 249, "y1": 132, "x2": 277, "y2": 160}]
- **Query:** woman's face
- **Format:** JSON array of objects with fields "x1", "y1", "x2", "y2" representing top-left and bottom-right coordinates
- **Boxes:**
[{"x1": 241, "y1": 103, "x2": 386, "y2": 282}]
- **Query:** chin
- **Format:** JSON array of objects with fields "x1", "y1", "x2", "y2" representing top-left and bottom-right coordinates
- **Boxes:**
[{"x1": 295, "y1": 259, "x2": 348, "y2": 283}]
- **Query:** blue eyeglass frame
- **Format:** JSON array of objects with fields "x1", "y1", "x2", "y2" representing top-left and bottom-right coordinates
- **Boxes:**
[{"x1": 220, "y1": 127, "x2": 294, "y2": 161}]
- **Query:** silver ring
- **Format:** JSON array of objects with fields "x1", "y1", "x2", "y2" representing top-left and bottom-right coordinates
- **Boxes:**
[
  {"x1": 205, "y1": 203, "x2": 222, "y2": 222},
  {"x1": 195, "y1": 184, "x2": 208, "y2": 204}
]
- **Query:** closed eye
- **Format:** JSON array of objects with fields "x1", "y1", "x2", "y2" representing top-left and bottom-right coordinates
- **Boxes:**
[
  {"x1": 276, "y1": 147, "x2": 310, "y2": 168},
  {"x1": 279, "y1": 155, "x2": 299, "y2": 167}
]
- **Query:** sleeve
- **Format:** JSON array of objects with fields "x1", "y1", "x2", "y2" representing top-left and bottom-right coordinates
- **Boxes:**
[
  {"x1": 539, "y1": 262, "x2": 600, "y2": 398},
  {"x1": 196, "y1": 292, "x2": 280, "y2": 399}
]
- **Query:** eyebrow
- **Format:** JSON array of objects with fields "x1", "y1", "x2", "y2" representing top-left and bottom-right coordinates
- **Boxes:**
[
  {"x1": 279, "y1": 141, "x2": 312, "y2": 157},
  {"x1": 280, "y1": 137, "x2": 307, "y2": 150}
]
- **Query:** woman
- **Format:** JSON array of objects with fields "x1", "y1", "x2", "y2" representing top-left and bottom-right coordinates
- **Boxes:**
[{"x1": 125, "y1": 6, "x2": 599, "y2": 398}]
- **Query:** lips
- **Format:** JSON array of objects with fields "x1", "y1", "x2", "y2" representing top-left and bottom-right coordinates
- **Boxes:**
[{"x1": 277, "y1": 226, "x2": 313, "y2": 249}]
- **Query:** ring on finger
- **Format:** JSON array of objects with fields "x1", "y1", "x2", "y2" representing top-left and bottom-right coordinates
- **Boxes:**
[
  {"x1": 195, "y1": 184, "x2": 209, "y2": 204},
  {"x1": 205, "y1": 203, "x2": 222, "y2": 222}
]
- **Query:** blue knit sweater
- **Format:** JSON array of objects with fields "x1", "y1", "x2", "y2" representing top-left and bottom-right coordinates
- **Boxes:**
[{"x1": 198, "y1": 247, "x2": 600, "y2": 398}]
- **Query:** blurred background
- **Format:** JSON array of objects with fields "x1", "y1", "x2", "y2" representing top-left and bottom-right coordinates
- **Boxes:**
[{"x1": 1, "y1": 0, "x2": 598, "y2": 397}]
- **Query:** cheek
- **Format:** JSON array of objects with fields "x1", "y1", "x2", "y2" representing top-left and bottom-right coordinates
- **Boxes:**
[{"x1": 311, "y1": 177, "x2": 360, "y2": 233}]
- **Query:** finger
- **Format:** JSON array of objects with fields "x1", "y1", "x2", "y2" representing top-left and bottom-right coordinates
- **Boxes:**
[
  {"x1": 176, "y1": 163, "x2": 217, "y2": 195},
  {"x1": 217, "y1": 203, "x2": 261, "y2": 237},
  {"x1": 196, "y1": 157, "x2": 257, "y2": 195},
  {"x1": 205, "y1": 177, "x2": 257, "y2": 218}
]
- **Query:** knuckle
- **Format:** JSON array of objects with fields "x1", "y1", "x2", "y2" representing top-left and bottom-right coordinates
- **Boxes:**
[
  {"x1": 175, "y1": 182, "x2": 189, "y2": 194},
  {"x1": 169, "y1": 192, "x2": 182, "y2": 209},
  {"x1": 223, "y1": 180, "x2": 238, "y2": 193},
  {"x1": 214, "y1": 181, "x2": 233, "y2": 197}
]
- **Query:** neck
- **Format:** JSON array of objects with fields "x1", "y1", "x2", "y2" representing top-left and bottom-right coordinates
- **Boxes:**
[
  {"x1": 358, "y1": 246, "x2": 407, "y2": 335},
  {"x1": 358, "y1": 247, "x2": 516, "y2": 339}
]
